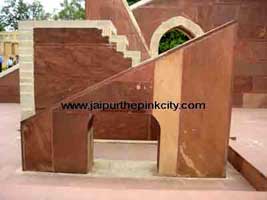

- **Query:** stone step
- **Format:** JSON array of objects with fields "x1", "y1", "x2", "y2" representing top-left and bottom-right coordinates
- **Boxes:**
[
  {"x1": 101, "y1": 26, "x2": 117, "y2": 37},
  {"x1": 19, "y1": 61, "x2": 33, "y2": 71},
  {"x1": 18, "y1": 31, "x2": 33, "y2": 40},
  {"x1": 20, "y1": 77, "x2": 33, "y2": 83},
  {"x1": 19, "y1": 40, "x2": 33, "y2": 46},
  {"x1": 20, "y1": 92, "x2": 34, "y2": 111},
  {"x1": 109, "y1": 35, "x2": 129, "y2": 53},
  {"x1": 20, "y1": 55, "x2": 33, "y2": 62},
  {"x1": 20, "y1": 71, "x2": 33, "y2": 79},
  {"x1": 19, "y1": 47, "x2": 33, "y2": 55},
  {"x1": 124, "y1": 50, "x2": 141, "y2": 66},
  {"x1": 20, "y1": 83, "x2": 34, "y2": 92},
  {"x1": 20, "y1": 91, "x2": 34, "y2": 96}
]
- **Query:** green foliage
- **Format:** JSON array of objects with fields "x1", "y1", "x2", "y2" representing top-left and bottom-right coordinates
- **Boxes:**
[
  {"x1": 0, "y1": 24, "x2": 5, "y2": 32},
  {"x1": 158, "y1": 29, "x2": 189, "y2": 54},
  {"x1": 0, "y1": 0, "x2": 28, "y2": 30},
  {"x1": 127, "y1": 0, "x2": 141, "y2": 5},
  {"x1": 0, "y1": 0, "x2": 49, "y2": 30},
  {"x1": 29, "y1": 0, "x2": 51, "y2": 20},
  {"x1": 54, "y1": 0, "x2": 85, "y2": 20}
]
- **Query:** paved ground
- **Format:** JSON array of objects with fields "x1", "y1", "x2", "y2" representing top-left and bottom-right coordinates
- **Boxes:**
[
  {"x1": 0, "y1": 104, "x2": 267, "y2": 199},
  {"x1": 1, "y1": 185, "x2": 267, "y2": 200},
  {"x1": 230, "y1": 108, "x2": 267, "y2": 177}
]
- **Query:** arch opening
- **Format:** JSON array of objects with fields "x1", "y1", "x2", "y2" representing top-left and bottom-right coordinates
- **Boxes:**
[
  {"x1": 158, "y1": 27, "x2": 191, "y2": 54},
  {"x1": 92, "y1": 113, "x2": 162, "y2": 176},
  {"x1": 150, "y1": 16, "x2": 205, "y2": 57}
]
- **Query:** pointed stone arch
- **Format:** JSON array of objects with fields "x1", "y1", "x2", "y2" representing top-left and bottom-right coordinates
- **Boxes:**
[{"x1": 150, "y1": 16, "x2": 205, "y2": 57}]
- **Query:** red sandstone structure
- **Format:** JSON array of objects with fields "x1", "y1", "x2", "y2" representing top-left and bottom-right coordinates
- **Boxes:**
[
  {"x1": 13, "y1": 0, "x2": 266, "y2": 182},
  {"x1": 0, "y1": 65, "x2": 20, "y2": 103},
  {"x1": 0, "y1": 1, "x2": 267, "y2": 199},
  {"x1": 20, "y1": 21, "x2": 236, "y2": 177},
  {"x1": 87, "y1": 0, "x2": 267, "y2": 109}
]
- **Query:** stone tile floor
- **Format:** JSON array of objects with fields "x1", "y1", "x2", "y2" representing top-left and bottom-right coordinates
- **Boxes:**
[
  {"x1": 230, "y1": 108, "x2": 267, "y2": 176},
  {"x1": 0, "y1": 104, "x2": 267, "y2": 199}
]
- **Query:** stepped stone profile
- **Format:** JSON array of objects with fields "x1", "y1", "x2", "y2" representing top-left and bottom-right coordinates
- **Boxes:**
[
  {"x1": 0, "y1": 0, "x2": 256, "y2": 179},
  {"x1": 18, "y1": 0, "x2": 240, "y2": 178},
  {"x1": 1, "y1": 1, "x2": 267, "y2": 197}
]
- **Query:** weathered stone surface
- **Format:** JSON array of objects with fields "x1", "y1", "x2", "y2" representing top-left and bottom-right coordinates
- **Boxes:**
[
  {"x1": 21, "y1": 111, "x2": 53, "y2": 172},
  {"x1": 53, "y1": 111, "x2": 93, "y2": 173},
  {"x1": 34, "y1": 28, "x2": 132, "y2": 112},
  {"x1": 152, "y1": 49, "x2": 183, "y2": 176},
  {"x1": 177, "y1": 22, "x2": 237, "y2": 177}
]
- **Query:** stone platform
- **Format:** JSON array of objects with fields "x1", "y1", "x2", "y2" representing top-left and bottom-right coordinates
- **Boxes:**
[
  {"x1": 0, "y1": 104, "x2": 267, "y2": 199},
  {"x1": 229, "y1": 109, "x2": 267, "y2": 190}
]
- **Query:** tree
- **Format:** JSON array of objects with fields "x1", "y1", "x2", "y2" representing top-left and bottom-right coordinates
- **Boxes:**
[
  {"x1": 29, "y1": 0, "x2": 51, "y2": 20},
  {"x1": 0, "y1": 24, "x2": 5, "y2": 32},
  {"x1": 0, "y1": 0, "x2": 49, "y2": 30},
  {"x1": 159, "y1": 29, "x2": 190, "y2": 54},
  {"x1": 0, "y1": 0, "x2": 28, "y2": 30},
  {"x1": 54, "y1": 0, "x2": 85, "y2": 20}
]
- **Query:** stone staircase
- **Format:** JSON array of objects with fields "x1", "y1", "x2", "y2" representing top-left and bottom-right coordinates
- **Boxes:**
[
  {"x1": 108, "y1": 35, "x2": 141, "y2": 66},
  {"x1": 18, "y1": 20, "x2": 141, "y2": 120}
]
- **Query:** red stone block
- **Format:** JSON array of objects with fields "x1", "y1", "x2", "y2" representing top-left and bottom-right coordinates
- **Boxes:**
[
  {"x1": 53, "y1": 111, "x2": 93, "y2": 173},
  {"x1": 21, "y1": 112, "x2": 53, "y2": 172},
  {"x1": 177, "y1": 22, "x2": 237, "y2": 177},
  {"x1": 93, "y1": 112, "x2": 151, "y2": 140},
  {"x1": 0, "y1": 69, "x2": 20, "y2": 103},
  {"x1": 34, "y1": 28, "x2": 132, "y2": 112}
]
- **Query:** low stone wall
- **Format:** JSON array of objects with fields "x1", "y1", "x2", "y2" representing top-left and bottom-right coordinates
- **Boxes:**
[{"x1": 0, "y1": 65, "x2": 20, "y2": 103}]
